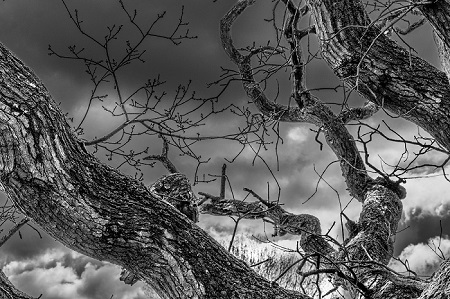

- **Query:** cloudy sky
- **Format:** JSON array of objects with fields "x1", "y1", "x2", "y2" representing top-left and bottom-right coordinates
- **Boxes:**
[{"x1": 0, "y1": 0, "x2": 449, "y2": 298}]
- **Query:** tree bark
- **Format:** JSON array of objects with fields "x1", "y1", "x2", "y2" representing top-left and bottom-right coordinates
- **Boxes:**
[
  {"x1": 0, "y1": 269, "x2": 34, "y2": 299},
  {"x1": 1, "y1": 0, "x2": 450, "y2": 297},
  {"x1": 307, "y1": 0, "x2": 450, "y2": 150},
  {"x1": 219, "y1": 0, "x2": 450, "y2": 297},
  {"x1": 419, "y1": 0, "x2": 450, "y2": 81},
  {"x1": 0, "y1": 43, "x2": 309, "y2": 299},
  {"x1": 418, "y1": 259, "x2": 450, "y2": 299},
  {"x1": 305, "y1": 0, "x2": 450, "y2": 297},
  {"x1": 221, "y1": 0, "x2": 372, "y2": 202}
]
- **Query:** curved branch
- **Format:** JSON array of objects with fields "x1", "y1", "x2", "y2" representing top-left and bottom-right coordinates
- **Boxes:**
[
  {"x1": 418, "y1": 0, "x2": 450, "y2": 80},
  {"x1": 0, "y1": 42, "x2": 310, "y2": 299},
  {"x1": 199, "y1": 192, "x2": 335, "y2": 257},
  {"x1": 418, "y1": 0, "x2": 450, "y2": 49},
  {"x1": 0, "y1": 270, "x2": 34, "y2": 299},
  {"x1": 339, "y1": 101, "x2": 380, "y2": 124},
  {"x1": 418, "y1": 259, "x2": 450, "y2": 299},
  {"x1": 219, "y1": 1, "x2": 433, "y2": 297},
  {"x1": 221, "y1": 0, "x2": 372, "y2": 201},
  {"x1": 307, "y1": 0, "x2": 450, "y2": 151}
]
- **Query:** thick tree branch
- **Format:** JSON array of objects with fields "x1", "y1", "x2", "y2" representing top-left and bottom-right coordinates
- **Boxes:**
[
  {"x1": 306, "y1": 0, "x2": 450, "y2": 151},
  {"x1": 220, "y1": 1, "x2": 437, "y2": 297},
  {"x1": 0, "y1": 42, "x2": 310, "y2": 299},
  {"x1": 301, "y1": 1, "x2": 450, "y2": 296},
  {"x1": 200, "y1": 190, "x2": 335, "y2": 259},
  {"x1": 221, "y1": 0, "x2": 373, "y2": 202},
  {"x1": 418, "y1": 259, "x2": 450, "y2": 299},
  {"x1": 1, "y1": 0, "x2": 448, "y2": 296},
  {"x1": 0, "y1": 270, "x2": 34, "y2": 299},
  {"x1": 418, "y1": 0, "x2": 450, "y2": 50},
  {"x1": 417, "y1": 0, "x2": 450, "y2": 81},
  {"x1": 339, "y1": 101, "x2": 380, "y2": 124}
]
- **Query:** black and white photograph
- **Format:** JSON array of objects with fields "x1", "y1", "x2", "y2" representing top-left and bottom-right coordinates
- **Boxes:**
[{"x1": 0, "y1": 0, "x2": 450, "y2": 298}]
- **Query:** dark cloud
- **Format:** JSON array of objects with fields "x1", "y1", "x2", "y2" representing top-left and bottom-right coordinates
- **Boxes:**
[
  {"x1": 0, "y1": 0, "x2": 234, "y2": 115},
  {"x1": 394, "y1": 211, "x2": 450, "y2": 256},
  {"x1": 59, "y1": 252, "x2": 103, "y2": 277}
]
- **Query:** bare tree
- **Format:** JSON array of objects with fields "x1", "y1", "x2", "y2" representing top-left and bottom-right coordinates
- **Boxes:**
[{"x1": 1, "y1": 0, "x2": 450, "y2": 298}]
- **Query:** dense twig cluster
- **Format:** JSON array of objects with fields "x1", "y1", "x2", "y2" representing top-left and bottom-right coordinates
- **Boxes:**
[{"x1": 47, "y1": 1, "x2": 279, "y2": 183}]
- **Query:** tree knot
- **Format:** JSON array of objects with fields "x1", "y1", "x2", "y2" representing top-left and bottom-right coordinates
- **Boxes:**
[
  {"x1": 367, "y1": 177, "x2": 407, "y2": 200},
  {"x1": 149, "y1": 173, "x2": 199, "y2": 222}
]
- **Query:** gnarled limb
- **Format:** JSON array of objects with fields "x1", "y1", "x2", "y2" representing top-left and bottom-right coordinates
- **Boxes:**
[
  {"x1": 418, "y1": 259, "x2": 450, "y2": 299},
  {"x1": 303, "y1": 2, "x2": 450, "y2": 295},
  {"x1": 219, "y1": 1, "x2": 434, "y2": 297},
  {"x1": 200, "y1": 189, "x2": 335, "y2": 257},
  {"x1": 417, "y1": 0, "x2": 450, "y2": 81},
  {"x1": 306, "y1": 0, "x2": 450, "y2": 150},
  {"x1": 221, "y1": 0, "x2": 373, "y2": 202},
  {"x1": 418, "y1": 0, "x2": 450, "y2": 50},
  {"x1": 339, "y1": 101, "x2": 380, "y2": 124},
  {"x1": 0, "y1": 42, "x2": 310, "y2": 299}
]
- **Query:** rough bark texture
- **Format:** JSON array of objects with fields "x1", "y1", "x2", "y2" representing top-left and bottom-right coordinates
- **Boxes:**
[
  {"x1": 303, "y1": 1, "x2": 450, "y2": 295},
  {"x1": 418, "y1": 259, "x2": 450, "y2": 299},
  {"x1": 200, "y1": 194, "x2": 335, "y2": 257},
  {"x1": 0, "y1": 43, "x2": 309, "y2": 299},
  {"x1": 217, "y1": 0, "x2": 450, "y2": 298},
  {"x1": 0, "y1": 270, "x2": 33, "y2": 299},
  {"x1": 307, "y1": 0, "x2": 450, "y2": 150},
  {"x1": 221, "y1": 1, "x2": 372, "y2": 202},
  {"x1": 0, "y1": 0, "x2": 450, "y2": 298},
  {"x1": 421, "y1": 0, "x2": 450, "y2": 81}
]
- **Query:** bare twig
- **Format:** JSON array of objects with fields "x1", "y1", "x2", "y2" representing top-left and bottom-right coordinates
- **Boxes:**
[
  {"x1": 220, "y1": 164, "x2": 227, "y2": 199},
  {"x1": 143, "y1": 135, "x2": 179, "y2": 173},
  {"x1": 0, "y1": 217, "x2": 29, "y2": 247}
]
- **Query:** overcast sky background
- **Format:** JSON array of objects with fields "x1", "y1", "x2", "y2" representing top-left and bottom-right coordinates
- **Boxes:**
[{"x1": 0, "y1": 0, "x2": 450, "y2": 298}]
